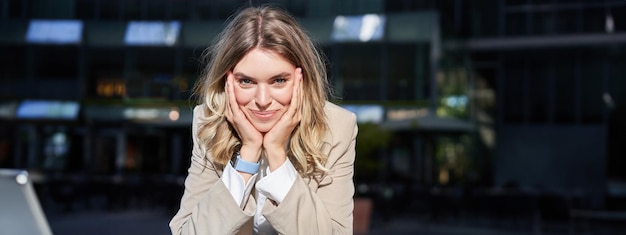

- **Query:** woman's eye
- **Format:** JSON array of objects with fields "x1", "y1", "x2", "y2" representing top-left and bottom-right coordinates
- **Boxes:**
[
  {"x1": 238, "y1": 79, "x2": 252, "y2": 85},
  {"x1": 274, "y1": 78, "x2": 286, "y2": 84}
]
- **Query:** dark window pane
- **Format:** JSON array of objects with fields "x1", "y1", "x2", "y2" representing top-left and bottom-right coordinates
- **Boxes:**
[
  {"x1": 580, "y1": 52, "x2": 604, "y2": 123},
  {"x1": 529, "y1": 61, "x2": 549, "y2": 123},
  {"x1": 388, "y1": 44, "x2": 417, "y2": 101},
  {"x1": 554, "y1": 56, "x2": 577, "y2": 123},
  {"x1": 33, "y1": 46, "x2": 79, "y2": 80},
  {"x1": 503, "y1": 60, "x2": 525, "y2": 123},
  {"x1": 337, "y1": 44, "x2": 381, "y2": 101}
]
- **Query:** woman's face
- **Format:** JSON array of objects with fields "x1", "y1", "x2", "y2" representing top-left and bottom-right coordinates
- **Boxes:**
[{"x1": 231, "y1": 48, "x2": 297, "y2": 133}]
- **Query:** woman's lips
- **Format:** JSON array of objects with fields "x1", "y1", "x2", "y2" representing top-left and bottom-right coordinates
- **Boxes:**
[{"x1": 251, "y1": 110, "x2": 277, "y2": 121}]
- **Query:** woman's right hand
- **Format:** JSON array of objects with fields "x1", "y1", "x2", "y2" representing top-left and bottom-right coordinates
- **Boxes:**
[{"x1": 225, "y1": 72, "x2": 263, "y2": 163}]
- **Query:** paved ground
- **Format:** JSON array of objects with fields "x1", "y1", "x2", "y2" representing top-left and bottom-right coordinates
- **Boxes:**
[
  {"x1": 367, "y1": 217, "x2": 541, "y2": 235},
  {"x1": 48, "y1": 210, "x2": 172, "y2": 235},
  {"x1": 45, "y1": 209, "x2": 626, "y2": 235},
  {"x1": 44, "y1": 209, "x2": 551, "y2": 235},
  {"x1": 40, "y1": 198, "x2": 625, "y2": 235},
  {"x1": 48, "y1": 210, "x2": 529, "y2": 235}
]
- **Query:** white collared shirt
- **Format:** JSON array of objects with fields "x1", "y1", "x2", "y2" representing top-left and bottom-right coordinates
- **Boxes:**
[{"x1": 222, "y1": 159, "x2": 297, "y2": 234}]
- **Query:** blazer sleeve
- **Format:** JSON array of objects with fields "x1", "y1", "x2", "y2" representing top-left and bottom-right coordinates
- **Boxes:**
[
  {"x1": 262, "y1": 105, "x2": 358, "y2": 235},
  {"x1": 169, "y1": 105, "x2": 255, "y2": 235}
]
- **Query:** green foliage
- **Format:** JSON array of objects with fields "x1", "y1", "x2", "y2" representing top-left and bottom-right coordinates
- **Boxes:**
[{"x1": 355, "y1": 122, "x2": 391, "y2": 178}]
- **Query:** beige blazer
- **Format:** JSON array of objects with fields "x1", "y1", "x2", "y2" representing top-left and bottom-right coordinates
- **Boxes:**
[{"x1": 169, "y1": 101, "x2": 358, "y2": 235}]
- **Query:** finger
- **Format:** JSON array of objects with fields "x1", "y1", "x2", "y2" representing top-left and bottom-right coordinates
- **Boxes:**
[
  {"x1": 224, "y1": 75, "x2": 231, "y2": 120},
  {"x1": 293, "y1": 67, "x2": 301, "y2": 104},
  {"x1": 297, "y1": 68, "x2": 304, "y2": 114},
  {"x1": 225, "y1": 72, "x2": 237, "y2": 122},
  {"x1": 285, "y1": 68, "x2": 301, "y2": 119},
  {"x1": 293, "y1": 68, "x2": 303, "y2": 120}
]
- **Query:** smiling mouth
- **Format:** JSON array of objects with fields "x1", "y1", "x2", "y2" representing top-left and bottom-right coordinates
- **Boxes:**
[{"x1": 251, "y1": 110, "x2": 277, "y2": 120}]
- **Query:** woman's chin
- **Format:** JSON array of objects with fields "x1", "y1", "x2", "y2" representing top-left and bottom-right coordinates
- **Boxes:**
[{"x1": 252, "y1": 122, "x2": 276, "y2": 133}]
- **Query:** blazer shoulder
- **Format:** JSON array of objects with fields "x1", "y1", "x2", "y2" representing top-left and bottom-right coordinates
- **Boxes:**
[
  {"x1": 324, "y1": 101, "x2": 357, "y2": 130},
  {"x1": 192, "y1": 104, "x2": 207, "y2": 118}
]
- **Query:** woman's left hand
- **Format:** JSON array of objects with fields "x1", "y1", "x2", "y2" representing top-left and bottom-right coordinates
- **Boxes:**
[{"x1": 263, "y1": 68, "x2": 303, "y2": 171}]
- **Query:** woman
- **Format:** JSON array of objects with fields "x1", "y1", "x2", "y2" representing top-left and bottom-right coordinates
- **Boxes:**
[{"x1": 169, "y1": 5, "x2": 358, "y2": 235}]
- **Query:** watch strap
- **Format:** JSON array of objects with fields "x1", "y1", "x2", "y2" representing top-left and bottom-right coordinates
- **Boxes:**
[{"x1": 232, "y1": 152, "x2": 259, "y2": 174}]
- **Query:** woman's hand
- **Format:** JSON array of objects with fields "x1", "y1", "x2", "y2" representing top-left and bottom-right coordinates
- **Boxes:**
[
  {"x1": 225, "y1": 72, "x2": 263, "y2": 163},
  {"x1": 263, "y1": 68, "x2": 303, "y2": 171}
]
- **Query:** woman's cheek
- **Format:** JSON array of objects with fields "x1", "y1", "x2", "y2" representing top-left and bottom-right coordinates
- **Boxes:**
[
  {"x1": 234, "y1": 89, "x2": 253, "y2": 106},
  {"x1": 275, "y1": 88, "x2": 293, "y2": 105}
]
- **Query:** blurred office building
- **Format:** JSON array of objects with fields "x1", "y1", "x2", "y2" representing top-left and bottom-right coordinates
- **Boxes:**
[{"x1": 1, "y1": 0, "x2": 626, "y2": 233}]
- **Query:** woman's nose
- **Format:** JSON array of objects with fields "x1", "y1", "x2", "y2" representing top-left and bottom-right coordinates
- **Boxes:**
[{"x1": 255, "y1": 86, "x2": 271, "y2": 107}]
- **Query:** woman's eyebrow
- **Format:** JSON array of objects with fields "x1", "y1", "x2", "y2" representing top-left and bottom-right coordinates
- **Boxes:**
[
  {"x1": 233, "y1": 72, "x2": 254, "y2": 80},
  {"x1": 233, "y1": 72, "x2": 292, "y2": 80},
  {"x1": 270, "y1": 72, "x2": 292, "y2": 79}
]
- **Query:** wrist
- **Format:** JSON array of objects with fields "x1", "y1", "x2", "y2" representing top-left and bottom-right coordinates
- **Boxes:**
[
  {"x1": 231, "y1": 152, "x2": 260, "y2": 174},
  {"x1": 239, "y1": 145, "x2": 261, "y2": 162},
  {"x1": 264, "y1": 148, "x2": 287, "y2": 171}
]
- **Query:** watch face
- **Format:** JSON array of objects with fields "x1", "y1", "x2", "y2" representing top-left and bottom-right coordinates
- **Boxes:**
[
  {"x1": 230, "y1": 155, "x2": 238, "y2": 167},
  {"x1": 230, "y1": 152, "x2": 240, "y2": 166}
]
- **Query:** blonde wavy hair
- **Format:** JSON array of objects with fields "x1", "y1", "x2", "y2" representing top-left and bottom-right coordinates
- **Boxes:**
[{"x1": 192, "y1": 5, "x2": 331, "y2": 177}]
